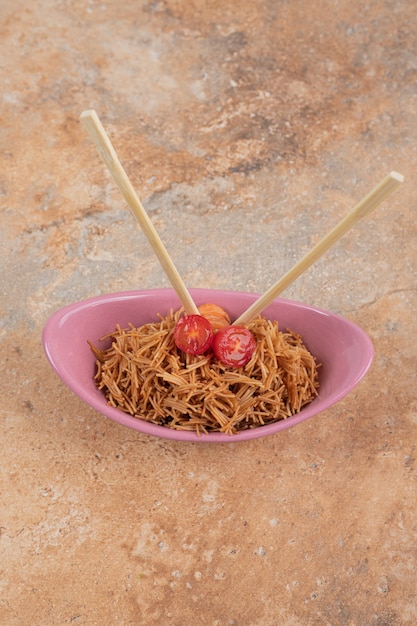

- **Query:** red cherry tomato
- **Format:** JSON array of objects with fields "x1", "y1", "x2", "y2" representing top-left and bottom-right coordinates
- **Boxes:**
[
  {"x1": 174, "y1": 315, "x2": 214, "y2": 355},
  {"x1": 212, "y1": 325, "x2": 256, "y2": 367}
]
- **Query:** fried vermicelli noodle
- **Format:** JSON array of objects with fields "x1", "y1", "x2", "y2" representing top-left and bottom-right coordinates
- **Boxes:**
[{"x1": 89, "y1": 311, "x2": 320, "y2": 435}]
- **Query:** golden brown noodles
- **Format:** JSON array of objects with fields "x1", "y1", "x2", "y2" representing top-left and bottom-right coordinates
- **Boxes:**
[{"x1": 89, "y1": 311, "x2": 320, "y2": 435}]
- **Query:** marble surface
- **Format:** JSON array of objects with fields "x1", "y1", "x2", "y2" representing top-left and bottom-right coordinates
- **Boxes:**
[{"x1": 1, "y1": 1, "x2": 417, "y2": 624}]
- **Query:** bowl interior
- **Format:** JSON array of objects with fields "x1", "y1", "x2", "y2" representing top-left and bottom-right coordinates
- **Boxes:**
[{"x1": 42, "y1": 288, "x2": 374, "y2": 442}]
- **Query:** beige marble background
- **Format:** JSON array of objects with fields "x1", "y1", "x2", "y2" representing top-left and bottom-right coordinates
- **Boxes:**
[{"x1": 1, "y1": 0, "x2": 417, "y2": 624}]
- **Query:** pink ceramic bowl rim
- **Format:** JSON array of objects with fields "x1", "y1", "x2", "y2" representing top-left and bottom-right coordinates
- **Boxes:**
[{"x1": 42, "y1": 288, "x2": 374, "y2": 442}]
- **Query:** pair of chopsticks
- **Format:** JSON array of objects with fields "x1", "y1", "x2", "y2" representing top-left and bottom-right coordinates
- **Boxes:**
[{"x1": 80, "y1": 110, "x2": 404, "y2": 325}]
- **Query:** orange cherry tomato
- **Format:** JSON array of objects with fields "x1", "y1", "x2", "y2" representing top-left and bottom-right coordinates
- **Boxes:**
[{"x1": 198, "y1": 303, "x2": 231, "y2": 331}]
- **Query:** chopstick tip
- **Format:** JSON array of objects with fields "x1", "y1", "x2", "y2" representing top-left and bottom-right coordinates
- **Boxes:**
[
  {"x1": 80, "y1": 109, "x2": 97, "y2": 121},
  {"x1": 390, "y1": 171, "x2": 404, "y2": 183}
]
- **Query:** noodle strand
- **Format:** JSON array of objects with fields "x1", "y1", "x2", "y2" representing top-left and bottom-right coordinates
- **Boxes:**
[{"x1": 88, "y1": 311, "x2": 320, "y2": 435}]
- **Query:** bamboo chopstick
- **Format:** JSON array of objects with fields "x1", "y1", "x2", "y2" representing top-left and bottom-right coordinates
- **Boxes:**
[
  {"x1": 233, "y1": 171, "x2": 404, "y2": 326},
  {"x1": 80, "y1": 109, "x2": 199, "y2": 315}
]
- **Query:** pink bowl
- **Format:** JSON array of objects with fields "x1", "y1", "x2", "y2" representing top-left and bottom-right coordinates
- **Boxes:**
[{"x1": 42, "y1": 288, "x2": 374, "y2": 442}]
